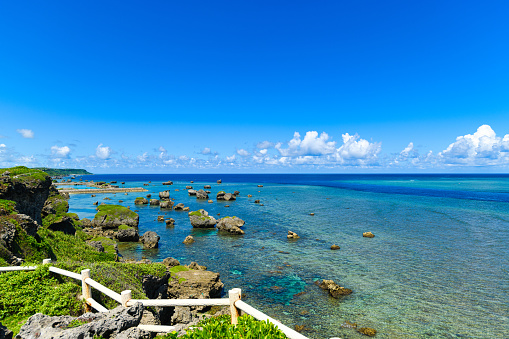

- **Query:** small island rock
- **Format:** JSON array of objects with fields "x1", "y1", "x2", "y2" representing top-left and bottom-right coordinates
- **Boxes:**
[
  {"x1": 140, "y1": 231, "x2": 160, "y2": 249},
  {"x1": 183, "y1": 235, "x2": 195, "y2": 244},
  {"x1": 363, "y1": 232, "x2": 375, "y2": 238}
]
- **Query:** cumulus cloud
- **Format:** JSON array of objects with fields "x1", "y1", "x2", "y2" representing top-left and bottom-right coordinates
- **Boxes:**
[
  {"x1": 257, "y1": 141, "x2": 274, "y2": 149},
  {"x1": 276, "y1": 131, "x2": 336, "y2": 156},
  {"x1": 201, "y1": 147, "x2": 211, "y2": 155},
  {"x1": 0, "y1": 144, "x2": 5, "y2": 150},
  {"x1": 226, "y1": 154, "x2": 236, "y2": 162},
  {"x1": 51, "y1": 145, "x2": 71, "y2": 158},
  {"x1": 96, "y1": 144, "x2": 112, "y2": 159},
  {"x1": 439, "y1": 124, "x2": 509, "y2": 165},
  {"x1": 17, "y1": 129, "x2": 34, "y2": 139},
  {"x1": 137, "y1": 152, "x2": 149, "y2": 162},
  {"x1": 237, "y1": 149, "x2": 249, "y2": 157},
  {"x1": 334, "y1": 133, "x2": 381, "y2": 164}
]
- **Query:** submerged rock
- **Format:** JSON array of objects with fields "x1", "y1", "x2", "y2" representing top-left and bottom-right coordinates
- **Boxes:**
[
  {"x1": 319, "y1": 279, "x2": 352, "y2": 298},
  {"x1": 363, "y1": 232, "x2": 375, "y2": 238},
  {"x1": 358, "y1": 327, "x2": 377, "y2": 337},
  {"x1": 331, "y1": 244, "x2": 340, "y2": 250}
]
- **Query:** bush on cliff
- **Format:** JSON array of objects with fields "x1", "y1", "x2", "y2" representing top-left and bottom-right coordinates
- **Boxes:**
[{"x1": 157, "y1": 314, "x2": 288, "y2": 339}]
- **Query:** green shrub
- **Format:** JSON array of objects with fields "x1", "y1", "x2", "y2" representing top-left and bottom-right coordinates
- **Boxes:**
[
  {"x1": 93, "y1": 205, "x2": 137, "y2": 224},
  {"x1": 0, "y1": 265, "x2": 82, "y2": 334},
  {"x1": 0, "y1": 199, "x2": 17, "y2": 216},
  {"x1": 156, "y1": 314, "x2": 288, "y2": 339}
]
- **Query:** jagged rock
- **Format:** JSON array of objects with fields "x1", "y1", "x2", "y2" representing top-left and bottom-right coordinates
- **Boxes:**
[
  {"x1": 287, "y1": 231, "x2": 299, "y2": 239},
  {"x1": 162, "y1": 181, "x2": 173, "y2": 185},
  {"x1": 146, "y1": 194, "x2": 151, "y2": 198},
  {"x1": 254, "y1": 199, "x2": 260, "y2": 204},
  {"x1": 174, "y1": 203, "x2": 186, "y2": 211},
  {"x1": 160, "y1": 200, "x2": 174, "y2": 209},
  {"x1": 233, "y1": 190, "x2": 240, "y2": 196},
  {"x1": 165, "y1": 218, "x2": 175, "y2": 227},
  {"x1": 204, "y1": 185, "x2": 211, "y2": 189},
  {"x1": 41, "y1": 191, "x2": 69, "y2": 219},
  {"x1": 17, "y1": 303, "x2": 144, "y2": 339},
  {"x1": 188, "y1": 189, "x2": 197, "y2": 196},
  {"x1": 0, "y1": 170, "x2": 52, "y2": 224},
  {"x1": 0, "y1": 321, "x2": 13, "y2": 339},
  {"x1": 205, "y1": 190, "x2": 211, "y2": 194},
  {"x1": 157, "y1": 215, "x2": 164, "y2": 222},
  {"x1": 162, "y1": 257, "x2": 180, "y2": 268},
  {"x1": 116, "y1": 227, "x2": 139, "y2": 242},
  {"x1": 363, "y1": 232, "x2": 375, "y2": 238},
  {"x1": 140, "y1": 231, "x2": 160, "y2": 249},
  {"x1": 188, "y1": 261, "x2": 207, "y2": 270},
  {"x1": 159, "y1": 191, "x2": 170, "y2": 200},
  {"x1": 319, "y1": 279, "x2": 352, "y2": 298},
  {"x1": 195, "y1": 189, "x2": 208, "y2": 199},
  {"x1": 15, "y1": 214, "x2": 39, "y2": 238},
  {"x1": 217, "y1": 217, "x2": 245, "y2": 235},
  {"x1": 216, "y1": 191, "x2": 225, "y2": 200},
  {"x1": 188, "y1": 209, "x2": 216, "y2": 228},
  {"x1": 183, "y1": 207, "x2": 190, "y2": 211},
  {"x1": 183, "y1": 235, "x2": 195, "y2": 244},
  {"x1": 223, "y1": 193, "x2": 236, "y2": 201},
  {"x1": 358, "y1": 327, "x2": 377, "y2": 337},
  {"x1": 186, "y1": 186, "x2": 193, "y2": 190},
  {"x1": 134, "y1": 197, "x2": 149, "y2": 205},
  {"x1": 331, "y1": 244, "x2": 340, "y2": 250},
  {"x1": 168, "y1": 269, "x2": 223, "y2": 300},
  {"x1": 150, "y1": 199, "x2": 160, "y2": 206},
  {"x1": 217, "y1": 179, "x2": 222, "y2": 184},
  {"x1": 93, "y1": 201, "x2": 99, "y2": 205},
  {"x1": 93, "y1": 205, "x2": 139, "y2": 229},
  {"x1": 48, "y1": 215, "x2": 76, "y2": 235},
  {"x1": 87, "y1": 240, "x2": 104, "y2": 252},
  {"x1": 116, "y1": 327, "x2": 152, "y2": 339}
]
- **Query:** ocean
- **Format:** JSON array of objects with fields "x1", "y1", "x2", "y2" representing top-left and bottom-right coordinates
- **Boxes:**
[{"x1": 67, "y1": 174, "x2": 509, "y2": 338}]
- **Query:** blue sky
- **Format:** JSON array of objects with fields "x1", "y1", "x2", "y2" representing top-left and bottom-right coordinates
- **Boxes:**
[{"x1": 1, "y1": 1, "x2": 508, "y2": 173}]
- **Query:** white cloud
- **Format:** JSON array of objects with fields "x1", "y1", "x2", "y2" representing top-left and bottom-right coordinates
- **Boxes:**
[
  {"x1": 0, "y1": 143, "x2": 5, "y2": 150},
  {"x1": 226, "y1": 154, "x2": 236, "y2": 162},
  {"x1": 158, "y1": 146, "x2": 166, "y2": 153},
  {"x1": 51, "y1": 145, "x2": 71, "y2": 158},
  {"x1": 201, "y1": 147, "x2": 211, "y2": 155},
  {"x1": 237, "y1": 149, "x2": 249, "y2": 157},
  {"x1": 17, "y1": 129, "x2": 34, "y2": 139},
  {"x1": 334, "y1": 133, "x2": 381, "y2": 164},
  {"x1": 179, "y1": 155, "x2": 189, "y2": 161},
  {"x1": 439, "y1": 124, "x2": 509, "y2": 165},
  {"x1": 137, "y1": 152, "x2": 149, "y2": 162},
  {"x1": 257, "y1": 141, "x2": 274, "y2": 149},
  {"x1": 96, "y1": 144, "x2": 112, "y2": 159},
  {"x1": 276, "y1": 131, "x2": 336, "y2": 156},
  {"x1": 259, "y1": 149, "x2": 268, "y2": 155}
]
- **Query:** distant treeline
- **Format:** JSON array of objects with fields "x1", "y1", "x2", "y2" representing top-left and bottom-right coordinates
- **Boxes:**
[{"x1": 34, "y1": 168, "x2": 93, "y2": 176}]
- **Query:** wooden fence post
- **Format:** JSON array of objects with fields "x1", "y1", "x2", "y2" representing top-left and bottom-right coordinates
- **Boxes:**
[
  {"x1": 81, "y1": 269, "x2": 92, "y2": 312},
  {"x1": 121, "y1": 290, "x2": 132, "y2": 307},
  {"x1": 42, "y1": 259, "x2": 51, "y2": 264},
  {"x1": 229, "y1": 288, "x2": 242, "y2": 325}
]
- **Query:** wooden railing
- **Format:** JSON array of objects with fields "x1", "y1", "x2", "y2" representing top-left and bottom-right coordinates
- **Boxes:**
[{"x1": 0, "y1": 259, "x2": 310, "y2": 339}]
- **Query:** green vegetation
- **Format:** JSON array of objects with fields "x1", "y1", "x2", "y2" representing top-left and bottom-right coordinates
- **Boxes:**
[
  {"x1": 134, "y1": 197, "x2": 147, "y2": 204},
  {"x1": 188, "y1": 210, "x2": 202, "y2": 216},
  {"x1": 34, "y1": 168, "x2": 92, "y2": 176},
  {"x1": 93, "y1": 205, "x2": 137, "y2": 224},
  {"x1": 0, "y1": 166, "x2": 49, "y2": 184},
  {"x1": 90, "y1": 236, "x2": 117, "y2": 255},
  {"x1": 156, "y1": 315, "x2": 288, "y2": 339},
  {"x1": 0, "y1": 199, "x2": 17, "y2": 215},
  {"x1": 118, "y1": 224, "x2": 132, "y2": 230},
  {"x1": 0, "y1": 265, "x2": 82, "y2": 334}
]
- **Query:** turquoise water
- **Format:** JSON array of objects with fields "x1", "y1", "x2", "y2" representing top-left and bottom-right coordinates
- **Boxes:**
[{"x1": 68, "y1": 174, "x2": 509, "y2": 338}]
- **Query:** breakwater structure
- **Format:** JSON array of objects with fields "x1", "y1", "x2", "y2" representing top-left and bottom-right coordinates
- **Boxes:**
[{"x1": 0, "y1": 259, "x2": 311, "y2": 339}]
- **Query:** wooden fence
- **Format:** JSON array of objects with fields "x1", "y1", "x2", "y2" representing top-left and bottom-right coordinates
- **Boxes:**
[{"x1": 0, "y1": 259, "x2": 310, "y2": 339}]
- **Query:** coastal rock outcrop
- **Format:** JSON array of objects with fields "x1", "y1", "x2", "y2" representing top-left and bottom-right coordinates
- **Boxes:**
[
  {"x1": 363, "y1": 232, "x2": 375, "y2": 238},
  {"x1": 188, "y1": 189, "x2": 197, "y2": 196},
  {"x1": 163, "y1": 257, "x2": 180, "y2": 268},
  {"x1": 174, "y1": 203, "x2": 186, "y2": 211},
  {"x1": 116, "y1": 225, "x2": 140, "y2": 242},
  {"x1": 183, "y1": 235, "x2": 195, "y2": 244},
  {"x1": 140, "y1": 231, "x2": 160, "y2": 249},
  {"x1": 319, "y1": 279, "x2": 352, "y2": 298},
  {"x1": 216, "y1": 191, "x2": 236, "y2": 201},
  {"x1": 162, "y1": 181, "x2": 173, "y2": 185},
  {"x1": 160, "y1": 200, "x2": 174, "y2": 209},
  {"x1": 17, "y1": 303, "x2": 145, "y2": 339},
  {"x1": 92, "y1": 204, "x2": 139, "y2": 229},
  {"x1": 195, "y1": 189, "x2": 208, "y2": 199},
  {"x1": 287, "y1": 231, "x2": 300, "y2": 239},
  {"x1": 149, "y1": 199, "x2": 160, "y2": 206},
  {"x1": 217, "y1": 216, "x2": 245, "y2": 235},
  {"x1": 167, "y1": 269, "x2": 223, "y2": 300},
  {"x1": 188, "y1": 209, "x2": 217, "y2": 228},
  {"x1": 358, "y1": 327, "x2": 377, "y2": 337},
  {"x1": 159, "y1": 191, "x2": 170, "y2": 200},
  {"x1": 134, "y1": 197, "x2": 149, "y2": 205}
]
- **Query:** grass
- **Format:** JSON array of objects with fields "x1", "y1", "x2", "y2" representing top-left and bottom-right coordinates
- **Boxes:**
[
  {"x1": 0, "y1": 199, "x2": 17, "y2": 216},
  {"x1": 188, "y1": 211, "x2": 203, "y2": 216},
  {"x1": 0, "y1": 166, "x2": 49, "y2": 184},
  {"x1": 90, "y1": 236, "x2": 116, "y2": 254},
  {"x1": 118, "y1": 224, "x2": 132, "y2": 230}
]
